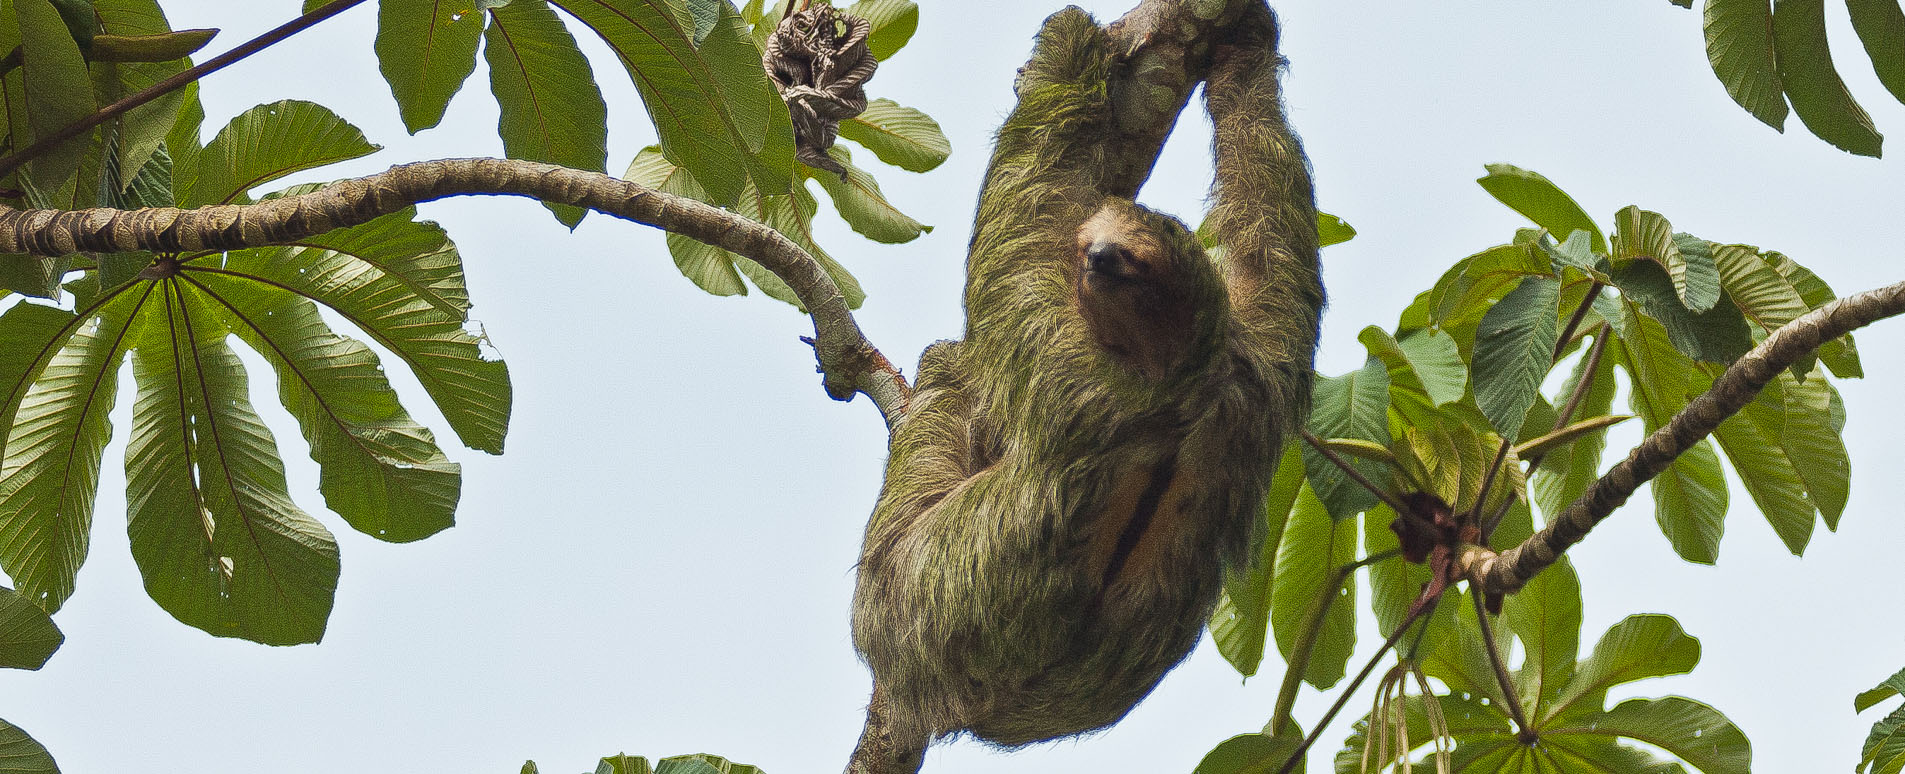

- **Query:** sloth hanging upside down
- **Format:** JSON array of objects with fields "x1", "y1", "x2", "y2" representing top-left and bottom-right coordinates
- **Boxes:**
[{"x1": 846, "y1": 3, "x2": 1323, "y2": 773}]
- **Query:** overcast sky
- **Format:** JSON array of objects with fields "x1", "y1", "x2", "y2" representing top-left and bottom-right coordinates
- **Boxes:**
[{"x1": 4, "y1": 1, "x2": 1903, "y2": 772}]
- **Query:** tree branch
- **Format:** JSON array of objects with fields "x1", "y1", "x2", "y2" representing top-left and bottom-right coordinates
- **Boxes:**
[
  {"x1": 1100, "y1": 0, "x2": 1266, "y2": 197},
  {"x1": 0, "y1": 157, "x2": 910, "y2": 424},
  {"x1": 0, "y1": 0, "x2": 369, "y2": 181},
  {"x1": 1468, "y1": 278, "x2": 1905, "y2": 595}
]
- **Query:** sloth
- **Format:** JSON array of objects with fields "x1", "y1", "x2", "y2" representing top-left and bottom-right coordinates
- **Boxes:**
[{"x1": 846, "y1": 4, "x2": 1322, "y2": 772}]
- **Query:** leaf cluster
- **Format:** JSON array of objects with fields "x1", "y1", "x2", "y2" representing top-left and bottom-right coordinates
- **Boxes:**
[{"x1": 1201, "y1": 162, "x2": 1865, "y2": 772}]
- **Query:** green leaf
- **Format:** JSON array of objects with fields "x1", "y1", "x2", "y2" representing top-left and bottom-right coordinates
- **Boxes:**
[
  {"x1": 187, "y1": 273, "x2": 460, "y2": 543},
  {"x1": 1536, "y1": 734, "x2": 1691, "y2": 773},
  {"x1": 1211, "y1": 445, "x2": 1304, "y2": 677},
  {"x1": 843, "y1": 0, "x2": 917, "y2": 61},
  {"x1": 1302, "y1": 358, "x2": 1391, "y2": 519},
  {"x1": 1652, "y1": 435, "x2": 1728, "y2": 565},
  {"x1": 1426, "y1": 243, "x2": 1553, "y2": 357},
  {"x1": 625, "y1": 146, "x2": 864, "y2": 309},
  {"x1": 0, "y1": 302, "x2": 80, "y2": 463},
  {"x1": 1764, "y1": 250, "x2": 1861, "y2": 377},
  {"x1": 164, "y1": 80, "x2": 204, "y2": 195},
  {"x1": 1270, "y1": 486, "x2": 1356, "y2": 690},
  {"x1": 1703, "y1": 366, "x2": 1817, "y2": 553},
  {"x1": 1476, "y1": 165, "x2": 1606, "y2": 255},
  {"x1": 90, "y1": 0, "x2": 193, "y2": 184},
  {"x1": 1612, "y1": 208, "x2": 1721, "y2": 313},
  {"x1": 0, "y1": 586, "x2": 62, "y2": 668},
  {"x1": 559, "y1": 0, "x2": 793, "y2": 206},
  {"x1": 126, "y1": 283, "x2": 340, "y2": 645},
  {"x1": 1610, "y1": 258, "x2": 1753, "y2": 364},
  {"x1": 1553, "y1": 697, "x2": 1752, "y2": 774},
  {"x1": 657, "y1": 753, "x2": 762, "y2": 774},
  {"x1": 837, "y1": 98, "x2": 950, "y2": 173},
  {"x1": 1773, "y1": 0, "x2": 1884, "y2": 156},
  {"x1": 1362, "y1": 504, "x2": 1459, "y2": 646},
  {"x1": 1857, "y1": 668, "x2": 1905, "y2": 713},
  {"x1": 1860, "y1": 705, "x2": 1905, "y2": 774},
  {"x1": 1847, "y1": 0, "x2": 1905, "y2": 104},
  {"x1": 1316, "y1": 211, "x2": 1356, "y2": 248},
  {"x1": 1360, "y1": 326, "x2": 1466, "y2": 407},
  {"x1": 1194, "y1": 728, "x2": 1305, "y2": 774},
  {"x1": 0, "y1": 719, "x2": 57, "y2": 774},
  {"x1": 1532, "y1": 338, "x2": 1618, "y2": 526},
  {"x1": 1543, "y1": 229, "x2": 1599, "y2": 274},
  {"x1": 1419, "y1": 591, "x2": 1514, "y2": 709},
  {"x1": 214, "y1": 193, "x2": 512, "y2": 455},
  {"x1": 1703, "y1": 0, "x2": 1789, "y2": 130},
  {"x1": 485, "y1": 0, "x2": 610, "y2": 227},
  {"x1": 183, "y1": 100, "x2": 381, "y2": 207},
  {"x1": 0, "y1": 291, "x2": 138, "y2": 612},
  {"x1": 1549, "y1": 615, "x2": 1700, "y2": 719},
  {"x1": 0, "y1": 255, "x2": 66, "y2": 299},
  {"x1": 1767, "y1": 370, "x2": 1849, "y2": 526},
  {"x1": 1505, "y1": 559, "x2": 1581, "y2": 720},
  {"x1": 809, "y1": 145, "x2": 930, "y2": 243},
  {"x1": 1472, "y1": 274, "x2": 1559, "y2": 440},
  {"x1": 1609, "y1": 309, "x2": 1728, "y2": 562},
  {"x1": 1711, "y1": 243, "x2": 1815, "y2": 375},
  {"x1": 376, "y1": 0, "x2": 483, "y2": 132},
  {"x1": 16, "y1": 0, "x2": 99, "y2": 190}
]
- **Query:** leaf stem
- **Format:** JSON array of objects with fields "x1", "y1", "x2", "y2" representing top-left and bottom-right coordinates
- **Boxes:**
[
  {"x1": 1300, "y1": 430, "x2": 1411, "y2": 516},
  {"x1": 0, "y1": 0, "x2": 368, "y2": 180},
  {"x1": 1264, "y1": 549, "x2": 1400, "y2": 738},
  {"x1": 1470, "y1": 589, "x2": 1534, "y2": 741},
  {"x1": 1275, "y1": 591, "x2": 1437, "y2": 774}
]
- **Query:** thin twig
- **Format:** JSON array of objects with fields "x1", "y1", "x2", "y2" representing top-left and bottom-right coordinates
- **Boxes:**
[{"x1": 0, "y1": 0, "x2": 369, "y2": 180}]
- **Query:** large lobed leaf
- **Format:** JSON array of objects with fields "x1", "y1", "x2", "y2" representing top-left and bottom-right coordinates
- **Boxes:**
[
  {"x1": 0, "y1": 100, "x2": 508, "y2": 644},
  {"x1": 180, "y1": 100, "x2": 381, "y2": 207},
  {"x1": 1472, "y1": 273, "x2": 1559, "y2": 440},
  {"x1": 126, "y1": 285, "x2": 340, "y2": 645},
  {"x1": 1477, "y1": 164, "x2": 1607, "y2": 255},
  {"x1": 0, "y1": 719, "x2": 57, "y2": 774}
]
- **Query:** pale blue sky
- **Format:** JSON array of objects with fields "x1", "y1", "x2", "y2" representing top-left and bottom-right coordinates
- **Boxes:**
[{"x1": 4, "y1": 1, "x2": 1903, "y2": 772}]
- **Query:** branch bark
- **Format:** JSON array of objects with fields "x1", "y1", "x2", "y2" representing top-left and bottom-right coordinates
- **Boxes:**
[
  {"x1": 0, "y1": 157, "x2": 910, "y2": 424},
  {"x1": 1467, "y1": 278, "x2": 1905, "y2": 595}
]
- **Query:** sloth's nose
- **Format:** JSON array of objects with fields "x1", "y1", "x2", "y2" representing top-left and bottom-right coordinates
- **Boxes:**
[{"x1": 1086, "y1": 242, "x2": 1139, "y2": 279}]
